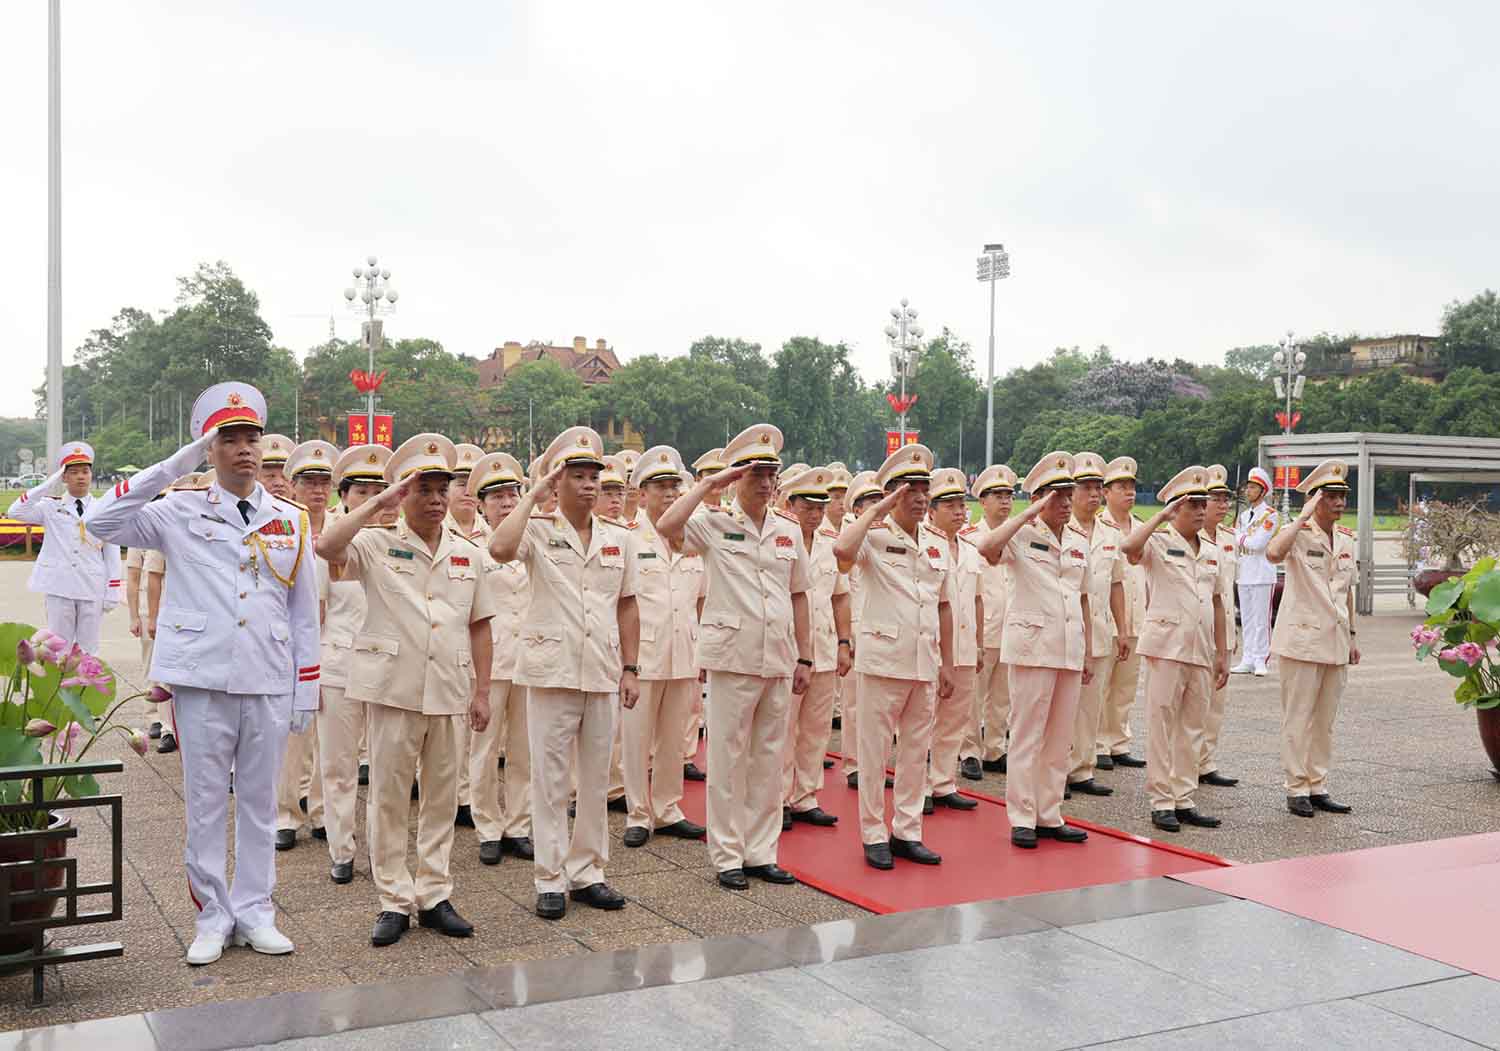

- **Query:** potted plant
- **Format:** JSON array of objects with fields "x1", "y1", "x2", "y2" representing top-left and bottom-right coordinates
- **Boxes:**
[
  {"x1": 0, "y1": 623, "x2": 157, "y2": 955},
  {"x1": 1403, "y1": 498, "x2": 1500, "y2": 597},
  {"x1": 1414, "y1": 559, "x2": 1500, "y2": 779}
]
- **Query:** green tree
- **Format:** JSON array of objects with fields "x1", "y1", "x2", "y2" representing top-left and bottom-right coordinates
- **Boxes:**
[
  {"x1": 905, "y1": 328, "x2": 981, "y2": 472},
  {"x1": 1223, "y1": 344, "x2": 1279, "y2": 380},
  {"x1": 594, "y1": 352, "x2": 766, "y2": 456},
  {"x1": 688, "y1": 336, "x2": 771, "y2": 394},
  {"x1": 0, "y1": 418, "x2": 46, "y2": 477},
  {"x1": 488, "y1": 359, "x2": 592, "y2": 462},
  {"x1": 1438, "y1": 290, "x2": 1500, "y2": 371},
  {"x1": 767, "y1": 337, "x2": 864, "y2": 465}
]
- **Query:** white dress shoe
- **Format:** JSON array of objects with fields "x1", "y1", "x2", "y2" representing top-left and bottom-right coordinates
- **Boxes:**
[
  {"x1": 1229, "y1": 661, "x2": 1254, "y2": 674},
  {"x1": 1253, "y1": 665, "x2": 1268, "y2": 677},
  {"x1": 232, "y1": 925, "x2": 295, "y2": 955},
  {"x1": 187, "y1": 931, "x2": 225, "y2": 966}
]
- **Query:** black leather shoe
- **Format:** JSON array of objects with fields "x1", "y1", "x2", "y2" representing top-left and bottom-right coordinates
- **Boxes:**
[
  {"x1": 1095, "y1": 753, "x2": 1115, "y2": 770},
  {"x1": 1287, "y1": 796, "x2": 1316, "y2": 818},
  {"x1": 655, "y1": 819, "x2": 706, "y2": 839},
  {"x1": 607, "y1": 796, "x2": 628, "y2": 813},
  {"x1": 501, "y1": 836, "x2": 535, "y2": 859},
  {"x1": 823, "y1": 758, "x2": 834, "y2": 769},
  {"x1": 331, "y1": 861, "x2": 354, "y2": 884},
  {"x1": 932, "y1": 792, "x2": 979, "y2": 811},
  {"x1": 961, "y1": 757, "x2": 983, "y2": 780},
  {"x1": 846, "y1": 772, "x2": 860, "y2": 789},
  {"x1": 148, "y1": 721, "x2": 163, "y2": 740},
  {"x1": 744, "y1": 863, "x2": 796, "y2": 884},
  {"x1": 885, "y1": 775, "x2": 895, "y2": 788},
  {"x1": 275, "y1": 829, "x2": 296, "y2": 851},
  {"x1": 623, "y1": 826, "x2": 650, "y2": 848},
  {"x1": 358, "y1": 763, "x2": 369, "y2": 786},
  {"x1": 299, "y1": 796, "x2": 308, "y2": 814},
  {"x1": 683, "y1": 762, "x2": 706, "y2": 782},
  {"x1": 157, "y1": 732, "x2": 177, "y2": 754},
  {"x1": 570, "y1": 883, "x2": 626, "y2": 910},
  {"x1": 864, "y1": 842, "x2": 894, "y2": 870},
  {"x1": 1199, "y1": 771, "x2": 1240, "y2": 787},
  {"x1": 782, "y1": 806, "x2": 793, "y2": 831},
  {"x1": 923, "y1": 795, "x2": 935, "y2": 815},
  {"x1": 1174, "y1": 807, "x2": 1222, "y2": 828},
  {"x1": 1151, "y1": 810, "x2": 1181, "y2": 832},
  {"x1": 789, "y1": 807, "x2": 838, "y2": 827},
  {"x1": 371, "y1": 911, "x2": 409, "y2": 946},
  {"x1": 1010, "y1": 827, "x2": 1038, "y2": 849},
  {"x1": 1037, "y1": 823, "x2": 1088, "y2": 843},
  {"x1": 536, "y1": 892, "x2": 566, "y2": 919},
  {"x1": 1069, "y1": 778, "x2": 1114, "y2": 797},
  {"x1": 454, "y1": 804, "x2": 475, "y2": 828},
  {"x1": 891, "y1": 838, "x2": 942, "y2": 864},
  {"x1": 717, "y1": 868, "x2": 749, "y2": 890},
  {"x1": 1309, "y1": 794, "x2": 1352, "y2": 814},
  {"x1": 311, "y1": 826, "x2": 327, "y2": 840},
  {"x1": 418, "y1": 900, "x2": 474, "y2": 937},
  {"x1": 1112, "y1": 752, "x2": 1146, "y2": 768},
  {"x1": 479, "y1": 840, "x2": 503, "y2": 865},
  {"x1": 1064, "y1": 786, "x2": 1072, "y2": 800},
  {"x1": 982, "y1": 755, "x2": 1007, "y2": 773}
]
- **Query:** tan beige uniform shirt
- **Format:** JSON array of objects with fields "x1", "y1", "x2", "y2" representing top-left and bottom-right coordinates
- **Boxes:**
[
  {"x1": 514, "y1": 510, "x2": 638, "y2": 693},
  {"x1": 318, "y1": 550, "x2": 366, "y2": 690},
  {"x1": 1204, "y1": 524, "x2": 1237, "y2": 633},
  {"x1": 944, "y1": 528, "x2": 982, "y2": 669},
  {"x1": 1270, "y1": 522, "x2": 1357, "y2": 665},
  {"x1": 996, "y1": 520, "x2": 1087, "y2": 671},
  {"x1": 1070, "y1": 515, "x2": 1125, "y2": 658},
  {"x1": 682, "y1": 501, "x2": 810, "y2": 676},
  {"x1": 850, "y1": 517, "x2": 953, "y2": 683},
  {"x1": 972, "y1": 522, "x2": 1010, "y2": 651},
  {"x1": 1105, "y1": 512, "x2": 1147, "y2": 638},
  {"x1": 445, "y1": 513, "x2": 490, "y2": 545},
  {"x1": 806, "y1": 526, "x2": 850, "y2": 673},
  {"x1": 1136, "y1": 526, "x2": 1225, "y2": 669},
  {"x1": 480, "y1": 547, "x2": 528, "y2": 682},
  {"x1": 338, "y1": 522, "x2": 495, "y2": 713},
  {"x1": 633, "y1": 521, "x2": 706, "y2": 681}
]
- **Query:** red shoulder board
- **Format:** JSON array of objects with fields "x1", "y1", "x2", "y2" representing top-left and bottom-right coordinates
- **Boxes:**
[
  {"x1": 818, "y1": 527, "x2": 839, "y2": 538},
  {"x1": 1337, "y1": 525, "x2": 1355, "y2": 536},
  {"x1": 774, "y1": 508, "x2": 799, "y2": 523}
]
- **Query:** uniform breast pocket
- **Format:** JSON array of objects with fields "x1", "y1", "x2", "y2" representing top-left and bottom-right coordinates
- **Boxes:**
[
  {"x1": 183, "y1": 524, "x2": 231, "y2": 572},
  {"x1": 698, "y1": 611, "x2": 740, "y2": 663},
  {"x1": 1003, "y1": 611, "x2": 1047, "y2": 658},
  {"x1": 378, "y1": 561, "x2": 416, "y2": 592},
  {"x1": 269, "y1": 623, "x2": 290, "y2": 649},
  {"x1": 522, "y1": 622, "x2": 565, "y2": 677},
  {"x1": 155, "y1": 608, "x2": 208, "y2": 668},
  {"x1": 447, "y1": 566, "x2": 477, "y2": 611},
  {"x1": 1140, "y1": 611, "x2": 1180, "y2": 651},
  {"x1": 353, "y1": 634, "x2": 400, "y2": 690}
]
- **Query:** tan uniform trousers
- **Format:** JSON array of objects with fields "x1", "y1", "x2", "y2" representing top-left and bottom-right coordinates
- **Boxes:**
[
  {"x1": 856, "y1": 673, "x2": 936, "y2": 845},
  {"x1": 276, "y1": 719, "x2": 322, "y2": 832},
  {"x1": 1200, "y1": 676, "x2": 1228, "y2": 776},
  {"x1": 1097, "y1": 647, "x2": 1142, "y2": 757},
  {"x1": 1279, "y1": 657, "x2": 1347, "y2": 797},
  {"x1": 705, "y1": 671, "x2": 789, "y2": 872},
  {"x1": 1144, "y1": 656, "x2": 1209, "y2": 812},
  {"x1": 928, "y1": 666, "x2": 976, "y2": 797},
  {"x1": 365, "y1": 703, "x2": 463, "y2": 915},
  {"x1": 530, "y1": 688, "x2": 614, "y2": 893},
  {"x1": 623, "y1": 677, "x2": 695, "y2": 830},
  {"x1": 783, "y1": 670, "x2": 837, "y2": 812},
  {"x1": 963, "y1": 648, "x2": 1010, "y2": 762},
  {"x1": 683, "y1": 683, "x2": 705, "y2": 763},
  {"x1": 840, "y1": 676, "x2": 861, "y2": 776},
  {"x1": 1005, "y1": 665, "x2": 1081, "y2": 830},
  {"x1": 1068, "y1": 655, "x2": 1115, "y2": 784},
  {"x1": 469, "y1": 680, "x2": 531, "y2": 842},
  {"x1": 570, "y1": 707, "x2": 626, "y2": 803},
  {"x1": 317, "y1": 686, "x2": 366, "y2": 865}
]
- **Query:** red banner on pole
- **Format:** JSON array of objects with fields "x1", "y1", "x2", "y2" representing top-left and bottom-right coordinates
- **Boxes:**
[
  {"x1": 1274, "y1": 466, "x2": 1301, "y2": 489},
  {"x1": 885, "y1": 430, "x2": 920, "y2": 456},
  {"x1": 347, "y1": 414, "x2": 394, "y2": 448}
]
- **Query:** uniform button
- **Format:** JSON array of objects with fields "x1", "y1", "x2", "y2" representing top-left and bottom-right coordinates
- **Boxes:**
[
  {"x1": 239, "y1": 592, "x2": 247, "y2": 599},
  {"x1": 240, "y1": 563, "x2": 248, "y2": 571},
  {"x1": 237, "y1": 619, "x2": 246, "y2": 627},
  {"x1": 432, "y1": 623, "x2": 439, "y2": 630}
]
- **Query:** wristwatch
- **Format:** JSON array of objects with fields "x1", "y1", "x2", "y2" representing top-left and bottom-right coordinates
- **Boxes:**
[
  {"x1": 796, "y1": 658, "x2": 814, "y2": 668},
  {"x1": 622, "y1": 664, "x2": 640, "y2": 674},
  {"x1": 838, "y1": 639, "x2": 851, "y2": 648}
]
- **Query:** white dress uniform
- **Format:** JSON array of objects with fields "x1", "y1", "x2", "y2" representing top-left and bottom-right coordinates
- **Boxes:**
[
  {"x1": 12, "y1": 442, "x2": 122, "y2": 653},
  {"x1": 1234, "y1": 465, "x2": 1279, "y2": 674},
  {"x1": 84, "y1": 384, "x2": 320, "y2": 949}
]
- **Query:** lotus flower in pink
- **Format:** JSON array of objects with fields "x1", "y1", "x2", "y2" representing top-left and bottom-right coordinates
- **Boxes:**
[
  {"x1": 62, "y1": 653, "x2": 112, "y2": 691},
  {"x1": 23, "y1": 718, "x2": 56, "y2": 738},
  {"x1": 29, "y1": 629, "x2": 68, "y2": 664},
  {"x1": 16, "y1": 637, "x2": 35, "y2": 665},
  {"x1": 1410, "y1": 626, "x2": 1441, "y2": 648}
]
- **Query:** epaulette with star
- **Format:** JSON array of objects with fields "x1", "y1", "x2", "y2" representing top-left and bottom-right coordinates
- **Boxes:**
[
  {"x1": 957, "y1": 524, "x2": 980, "y2": 545},
  {"x1": 1337, "y1": 524, "x2": 1355, "y2": 536},
  {"x1": 817, "y1": 526, "x2": 839, "y2": 538},
  {"x1": 774, "y1": 508, "x2": 798, "y2": 524},
  {"x1": 597, "y1": 514, "x2": 627, "y2": 528},
  {"x1": 276, "y1": 496, "x2": 309, "y2": 512}
]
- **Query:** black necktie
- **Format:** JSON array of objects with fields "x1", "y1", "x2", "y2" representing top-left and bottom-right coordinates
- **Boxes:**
[
  {"x1": 75, "y1": 499, "x2": 84, "y2": 517},
  {"x1": 238, "y1": 499, "x2": 253, "y2": 525}
]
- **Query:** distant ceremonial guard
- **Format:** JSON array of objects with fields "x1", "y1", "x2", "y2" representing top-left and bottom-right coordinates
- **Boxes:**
[
  {"x1": 834, "y1": 444, "x2": 955, "y2": 870},
  {"x1": 923, "y1": 467, "x2": 982, "y2": 815},
  {"x1": 658, "y1": 424, "x2": 811, "y2": 892},
  {"x1": 620, "y1": 446, "x2": 709, "y2": 848},
  {"x1": 1198, "y1": 466, "x2": 1241, "y2": 789},
  {"x1": 85, "y1": 382, "x2": 320, "y2": 966},
  {"x1": 1232, "y1": 466, "x2": 1278, "y2": 676},
  {"x1": 489, "y1": 426, "x2": 641, "y2": 920},
  {"x1": 960, "y1": 464, "x2": 1017, "y2": 779},
  {"x1": 257, "y1": 434, "x2": 294, "y2": 499},
  {"x1": 316, "y1": 433, "x2": 495, "y2": 947},
  {"x1": 1096, "y1": 456, "x2": 1147, "y2": 769},
  {"x1": 1120, "y1": 466, "x2": 1229, "y2": 834},
  {"x1": 12, "y1": 441, "x2": 122, "y2": 653},
  {"x1": 1266, "y1": 458, "x2": 1359, "y2": 819},
  {"x1": 976, "y1": 453, "x2": 1093, "y2": 850}
]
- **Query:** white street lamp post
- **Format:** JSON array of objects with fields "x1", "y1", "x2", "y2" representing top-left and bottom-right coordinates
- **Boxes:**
[
  {"x1": 884, "y1": 299, "x2": 923, "y2": 438},
  {"x1": 1271, "y1": 331, "x2": 1307, "y2": 518},
  {"x1": 342, "y1": 256, "x2": 399, "y2": 440},
  {"x1": 976, "y1": 243, "x2": 1010, "y2": 467}
]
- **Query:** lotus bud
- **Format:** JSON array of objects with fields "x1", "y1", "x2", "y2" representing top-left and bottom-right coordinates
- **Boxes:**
[
  {"x1": 16, "y1": 638, "x2": 35, "y2": 665},
  {"x1": 146, "y1": 685, "x2": 172, "y2": 704},
  {"x1": 23, "y1": 718, "x2": 56, "y2": 737},
  {"x1": 128, "y1": 730, "x2": 149, "y2": 757}
]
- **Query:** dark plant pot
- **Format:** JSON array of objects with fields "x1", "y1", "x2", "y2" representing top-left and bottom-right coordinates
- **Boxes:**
[
  {"x1": 0, "y1": 813, "x2": 70, "y2": 956},
  {"x1": 1414, "y1": 568, "x2": 1465, "y2": 597},
  {"x1": 1479, "y1": 707, "x2": 1500, "y2": 783}
]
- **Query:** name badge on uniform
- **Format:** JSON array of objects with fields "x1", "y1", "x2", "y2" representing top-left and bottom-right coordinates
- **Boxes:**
[
  {"x1": 199, "y1": 513, "x2": 228, "y2": 525},
  {"x1": 388, "y1": 548, "x2": 414, "y2": 560},
  {"x1": 1068, "y1": 548, "x2": 1085, "y2": 560},
  {"x1": 885, "y1": 546, "x2": 907, "y2": 555},
  {"x1": 1028, "y1": 541, "x2": 1051, "y2": 552},
  {"x1": 775, "y1": 536, "x2": 794, "y2": 548},
  {"x1": 638, "y1": 551, "x2": 657, "y2": 559},
  {"x1": 1207, "y1": 558, "x2": 1218, "y2": 566},
  {"x1": 548, "y1": 538, "x2": 571, "y2": 548},
  {"x1": 1166, "y1": 548, "x2": 1186, "y2": 557},
  {"x1": 602, "y1": 546, "x2": 621, "y2": 557},
  {"x1": 1308, "y1": 549, "x2": 1325, "y2": 558},
  {"x1": 451, "y1": 556, "x2": 470, "y2": 567},
  {"x1": 723, "y1": 532, "x2": 746, "y2": 541}
]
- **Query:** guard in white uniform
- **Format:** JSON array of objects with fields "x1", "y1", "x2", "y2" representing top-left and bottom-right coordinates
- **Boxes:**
[
  {"x1": 84, "y1": 383, "x2": 318, "y2": 966},
  {"x1": 12, "y1": 441, "x2": 122, "y2": 652},
  {"x1": 1233, "y1": 466, "x2": 1278, "y2": 676}
]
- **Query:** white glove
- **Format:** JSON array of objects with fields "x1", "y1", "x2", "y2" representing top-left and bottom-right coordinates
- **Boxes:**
[
  {"x1": 290, "y1": 710, "x2": 315, "y2": 734},
  {"x1": 166, "y1": 426, "x2": 220, "y2": 478}
]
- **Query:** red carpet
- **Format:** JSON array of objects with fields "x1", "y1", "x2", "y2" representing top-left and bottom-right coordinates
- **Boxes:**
[
  {"x1": 675, "y1": 747, "x2": 1228, "y2": 914},
  {"x1": 1177, "y1": 832, "x2": 1500, "y2": 980}
]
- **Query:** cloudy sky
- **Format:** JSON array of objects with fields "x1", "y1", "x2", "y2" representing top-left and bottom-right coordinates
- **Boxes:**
[{"x1": 3, "y1": 1, "x2": 1496, "y2": 419}]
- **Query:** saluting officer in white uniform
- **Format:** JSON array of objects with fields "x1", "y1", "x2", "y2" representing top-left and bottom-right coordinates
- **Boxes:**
[
  {"x1": 12, "y1": 441, "x2": 122, "y2": 652},
  {"x1": 84, "y1": 383, "x2": 319, "y2": 966},
  {"x1": 681, "y1": 447, "x2": 728, "y2": 781},
  {"x1": 1233, "y1": 466, "x2": 1278, "y2": 676}
]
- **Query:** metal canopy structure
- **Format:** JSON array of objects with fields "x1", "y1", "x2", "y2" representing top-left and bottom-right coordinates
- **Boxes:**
[{"x1": 1258, "y1": 432, "x2": 1500, "y2": 614}]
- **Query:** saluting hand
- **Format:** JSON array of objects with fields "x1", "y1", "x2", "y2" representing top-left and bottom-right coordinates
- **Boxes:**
[
  {"x1": 1023, "y1": 489, "x2": 1060, "y2": 518},
  {"x1": 373, "y1": 478, "x2": 410, "y2": 511},
  {"x1": 706, "y1": 463, "x2": 752, "y2": 492},
  {"x1": 1300, "y1": 490, "x2": 1324, "y2": 521},
  {"x1": 872, "y1": 483, "x2": 910, "y2": 518}
]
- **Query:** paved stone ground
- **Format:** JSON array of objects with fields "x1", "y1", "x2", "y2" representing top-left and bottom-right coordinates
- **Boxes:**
[{"x1": 1, "y1": 561, "x2": 1496, "y2": 1029}]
